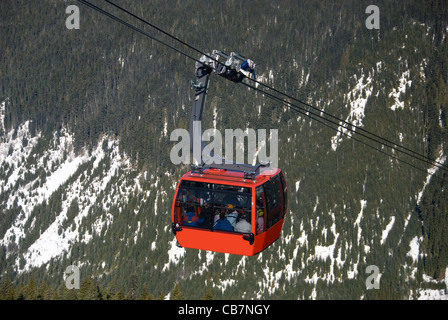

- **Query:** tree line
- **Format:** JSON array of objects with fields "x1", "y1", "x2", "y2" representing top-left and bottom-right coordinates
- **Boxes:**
[{"x1": 0, "y1": 276, "x2": 213, "y2": 300}]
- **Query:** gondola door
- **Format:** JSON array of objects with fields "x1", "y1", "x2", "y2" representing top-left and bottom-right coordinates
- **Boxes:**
[{"x1": 252, "y1": 172, "x2": 288, "y2": 253}]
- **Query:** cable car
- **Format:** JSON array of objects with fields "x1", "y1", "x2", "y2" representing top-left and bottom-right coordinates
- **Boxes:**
[
  {"x1": 170, "y1": 50, "x2": 288, "y2": 255},
  {"x1": 171, "y1": 164, "x2": 288, "y2": 256}
]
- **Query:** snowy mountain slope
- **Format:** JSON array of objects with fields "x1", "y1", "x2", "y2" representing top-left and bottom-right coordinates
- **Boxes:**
[
  {"x1": 1, "y1": 1, "x2": 447, "y2": 300},
  {"x1": 0, "y1": 123, "x2": 133, "y2": 271},
  {"x1": 1, "y1": 50, "x2": 446, "y2": 298}
]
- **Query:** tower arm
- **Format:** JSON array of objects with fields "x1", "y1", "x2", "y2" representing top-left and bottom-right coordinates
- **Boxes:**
[{"x1": 188, "y1": 50, "x2": 256, "y2": 166}]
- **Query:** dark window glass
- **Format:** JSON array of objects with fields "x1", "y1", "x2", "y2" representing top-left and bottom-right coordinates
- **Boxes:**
[
  {"x1": 256, "y1": 186, "x2": 266, "y2": 234},
  {"x1": 175, "y1": 180, "x2": 252, "y2": 234},
  {"x1": 279, "y1": 172, "x2": 287, "y2": 217},
  {"x1": 263, "y1": 174, "x2": 283, "y2": 229}
]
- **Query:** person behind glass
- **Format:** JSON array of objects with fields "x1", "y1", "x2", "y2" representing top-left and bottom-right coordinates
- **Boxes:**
[
  {"x1": 199, "y1": 202, "x2": 213, "y2": 229},
  {"x1": 256, "y1": 209, "x2": 265, "y2": 234},
  {"x1": 234, "y1": 213, "x2": 251, "y2": 233},
  {"x1": 183, "y1": 206, "x2": 203, "y2": 226},
  {"x1": 213, "y1": 212, "x2": 233, "y2": 231},
  {"x1": 213, "y1": 208, "x2": 221, "y2": 224},
  {"x1": 226, "y1": 204, "x2": 238, "y2": 228}
]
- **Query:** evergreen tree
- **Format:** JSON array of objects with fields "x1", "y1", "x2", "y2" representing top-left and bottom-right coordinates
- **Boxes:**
[
  {"x1": 78, "y1": 278, "x2": 99, "y2": 300},
  {"x1": 38, "y1": 280, "x2": 51, "y2": 300},
  {"x1": 171, "y1": 284, "x2": 185, "y2": 300},
  {"x1": 114, "y1": 289, "x2": 125, "y2": 300},
  {"x1": 104, "y1": 281, "x2": 117, "y2": 300},
  {"x1": 59, "y1": 283, "x2": 78, "y2": 300},
  {"x1": 23, "y1": 277, "x2": 38, "y2": 300},
  {"x1": 139, "y1": 287, "x2": 155, "y2": 300},
  {"x1": 200, "y1": 290, "x2": 214, "y2": 300},
  {"x1": 125, "y1": 273, "x2": 138, "y2": 300},
  {"x1": 0, "y1": 278, "x2": 16, "y2": 300}
]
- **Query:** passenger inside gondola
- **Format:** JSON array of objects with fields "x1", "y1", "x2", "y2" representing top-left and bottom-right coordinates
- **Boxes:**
[
  {"x1": 226, "y1": 204, "x2": 238, "y2": 228},
  {"x1": 213, "y1": 212, "x2": 233, "y2": 231},
  {"x1": 198, "y1": 202, "x2": 213, "y2": 229},
  {"x1": 172, "y1": 169, "x2": 287, "y2": 255},
  {"x1": 256, "y1": 209, "x2": 265, "y2": 234},
  {"x1": 183, "y1": 206, "x2": 203, "y2": 226},
  {"x1": 234, "y1": 213, "x2": 251, "y2": 233},
  {"x1": 175, "y1": 180, "x2": 256, "y2": 234}
]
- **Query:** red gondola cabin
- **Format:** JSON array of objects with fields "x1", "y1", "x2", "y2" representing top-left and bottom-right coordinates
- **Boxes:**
[{"x1": 171, "y1": 165, "x2": 288, "y2": 256}]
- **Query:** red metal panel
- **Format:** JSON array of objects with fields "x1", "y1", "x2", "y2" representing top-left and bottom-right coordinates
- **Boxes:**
[{"x1": 176, "y1": 227, "x2": 256, "y2": 256}]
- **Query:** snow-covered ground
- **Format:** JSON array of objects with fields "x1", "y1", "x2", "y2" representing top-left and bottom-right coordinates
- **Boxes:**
[
  {"x1": 0, "y1": 100, "x2": 5, "y2": 134},
  {"x1": 416, "y1": 268, "x2": 448, "y2": 300},
  {"x1": 331, "y1": 70, "x2": 374, "y2": 151},
  {"x1": 389, "y1": 69, "x2": 412, "y2": 111},
  {"x1": 0, "y1": 121, "x2": 141, "y2": 272},
  {"x1": 417, "y1": 149, "x2": 447, "y2": 204},
  {"x1": 1, "y1": 97, "x2": 446, "y2": 299},
  {"x1": 20, "y1": 137, "x2": 129, "y2": 271}
]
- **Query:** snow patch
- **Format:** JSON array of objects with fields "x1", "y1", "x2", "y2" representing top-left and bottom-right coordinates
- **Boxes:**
[
  {"x1": 331, "y1": 71, "x2": 373, "y2": 151},
  {"x1": 163, "y1": 238, "x2": 185, "y2": 271},
  {"x1": 389, "y1": 69, "x2": 412, "y2": 111},
  {"x1": 0, "y1": 99, "x2": 5, "y2": 134},
  {"x1": 0, "y1": 121, "x2": 41, "y2": 191},
  {"x1": 407, "y1": 236, "x2": 420, "y2": 263},
  {"x1": 0, "y1": 119, "x2": 138, "y2": 272},
  {"x1": 417, "y1": 289, "x2": 448, "y2": 300},
  {"x1": 295, "y1": 180, "x2": 301, "y2": 192},
  {"x1": 19, "y1": 138, "x2": 128, "y2": 271},
  {"x1": 304, "y1": 212, "x2": 342, "y2": 286},
  {"x1": 354, "y1": 200, "x2": 367, "y2": 245},
  {"x1": 118, "y1": 56, "x2": 125, "y2": 68},
  {"x1": 380, "y1": 216, "x2": 395, "y2": 245},
  {"x1": 417, "y1": 150, "x2": 446, "y2": 204}
]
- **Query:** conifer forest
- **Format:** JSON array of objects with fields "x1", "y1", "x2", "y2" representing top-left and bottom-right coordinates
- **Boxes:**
[{"x1": 0, "y1": 0, "x2": 447, "y2": 301}]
